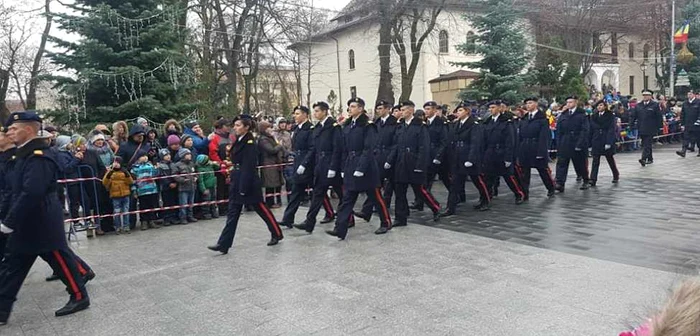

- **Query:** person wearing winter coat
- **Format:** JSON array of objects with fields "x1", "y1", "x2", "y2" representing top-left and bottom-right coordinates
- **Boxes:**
[
  {"x1": 195, "y1": 154, "x2": 219, "y2": 219},
  {"x1": 174, "y1": 149, "x2": 198, "y2": 223},
  {"x1": 102, "y1": 157, "x2": 134, "y2": 234},
  {"x1": 111, "y1": 121, "x2": 129, "y2": 149},
  {"x1": 257, "y1": 121, "x2": 286, "y2": 208},
  {"x1": 180, "y1": 134, "x2": 198, "y2": 159},
  {"x1": 130, "y1": 154, "x2": 161, "y2": 230},
  {"x1": 116, "y1": 125, "x2": 152, "y2": 227},
  {"x1": 589, "y1": 100, "x2": 620, "y2": 186},
  {"x1": 159, "y1": 119, "x2": 182, "y2": 148},
  {"x1": 145, "y1": 128, "x2": 162, "y2": 163},
  {"x1": 157, "y1": 149, "x2": 179, "y2": 225},
  {"x1": 183, "y1": 121, "x2": 210, "y2": 155}
]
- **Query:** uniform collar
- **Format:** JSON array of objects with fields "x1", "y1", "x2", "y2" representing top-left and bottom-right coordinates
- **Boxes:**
[{"x1": 428, "y1": 115, "x2": 436, "y2": 124}]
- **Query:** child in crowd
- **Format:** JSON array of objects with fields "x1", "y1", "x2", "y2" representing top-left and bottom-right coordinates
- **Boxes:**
[
  {"x1": 130, "y1": 154, "x2": 161, "y2": 230},
  {"x1": 168, "y1": 135, "x2": 181, "y2": 162},
  {"x1": 102, "y1": 157, "x2": 134, "y2": 234},
  {"x1": 157, "y1": 149, "x2": 179, "y2": 225},
  {"x1": 180, "y1": 134, "x2": 198, "y2": 158},
  {"x1": 174, "y1": 149, "x2": 198, "y2": 223},
  {"x1": 195, "y1": 154, "x2": 219, "y2": 220}
]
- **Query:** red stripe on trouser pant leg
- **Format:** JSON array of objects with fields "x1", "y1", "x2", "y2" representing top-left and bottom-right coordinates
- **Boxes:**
[
  {"x1": 76, "y1": 262, "x2": 87, "y2": 276},
  {"x1": 584, "y1": 158, "x2": 590, "y2": 178},
  {"x1": 323, "y1": 196, "x2": 334, "y2": 217},
  {"x1": 510, "y1": 176, "x2": 525, "y2": 199},
  {"x1": 52, "y1": 251, "x2": 82, "y2": 301},
  {"x1": 478, "y1": 175, "x2": 490, "y2": 202},
  {"x1": 546, "y1": 167, "x2": 556, "y2": 186},
  {"x1": 258, "y1": 203, "x2": 282, "y2": 238},
  {"x1": 419, "y1": 186, "x2": 440, "y2": 212},
  {"x1": 375, "y1": 188, "x2": 392, "y2": 228}
]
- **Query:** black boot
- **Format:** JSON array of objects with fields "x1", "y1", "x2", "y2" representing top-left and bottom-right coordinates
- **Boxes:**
[
  {"x1": 46, "y1": 273, "x2": 60, "y2": 282},
  {"x1": 267, "y1": 236, "x2": 282, "y2": 246},
  {"x1": 320, "y1": 216, "x2": 335, "y2": 224},
  {"x1": 207, "y1": 244, "x2": 229, "y2": 254},
  {"x1": 293, "y1": 223, "x2": 314, "y2": 233},
  {"x1": 677, "y1": 150, "x2": 686, "y2": 158},
  {"x1": 325, "y1": 229, "x2": 345, "y2": 240},
  {"x1": 55, "y1": 297, "x2": 90, "y2": 317}
]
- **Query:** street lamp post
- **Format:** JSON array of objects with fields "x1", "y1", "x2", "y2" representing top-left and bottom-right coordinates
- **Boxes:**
[{"x1": 240, "y1": 61, "x2": 252, "y2": 115}]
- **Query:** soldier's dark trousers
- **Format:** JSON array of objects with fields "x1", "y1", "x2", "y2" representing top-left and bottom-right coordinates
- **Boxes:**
[
  {"x1": 0, "y1": 234, "x2": 6, "y2": 261},
  {"x1": 446, "y1": 173, "x2": 467, "y2": 212},
  {"x1": 486, "y1": 172, "x2": 526, "y2": 200},
  {"x1": 360, "y1": 175, "x2": 394, "y2": 217},
  {"x1": 590, "y1": 154, "x2": 619, "y2": 182},
  {"x1": 282, "y1": 183, "x2": 305, "y2": 225},
  {"x1": 0, "y1": 249, "x2": 88, "y2": 314},
  {"x1": 521, "y1": 165, "x2": 555, "y2": 198},
  {"x1": 641, "y1": 135, "x2": 654, "y2": 162},
  {"x1": 217, "y1": 202, "x2": 282, "y2": 248},
  {"x1": 414, "y1": 165, "x2": 450, "y2": 208},
  {"x1": 335, "y1": 188, "x2": 392, "y2": 238},
  {"x1": 395, "y1": 183, "x2": 440, "y2": 225},
  {"x1": 682, "y1": 131, "x2": 700, "y2": 153},
  {"x1": 555, "y1": 151, "x2": 589, "y2": 186},
  {"x1": 304, "y1": 184, "x2": 333, "y2": 230}
]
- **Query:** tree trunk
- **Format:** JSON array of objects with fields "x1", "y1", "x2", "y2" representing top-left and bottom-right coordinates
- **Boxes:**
[
  {"x1": 376, "y1": 0, "x2": 394, "y2": 105},
  {"x1": 0, "y1": 69, "x2": 10, "y2": 121},
  {"x1": 26, "y1": 0, "x2": 52, "y2": 110}
]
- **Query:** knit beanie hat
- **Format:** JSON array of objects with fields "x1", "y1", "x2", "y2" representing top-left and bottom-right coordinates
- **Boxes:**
[
  {"x1": 167, "y1": 134, "x2": 180, "y2": 146},
  {"x1": 196, "y1": 154, "x2": 209, "y2": 165},
  {"x1": 158, "y1": 148, "x2": 171, "y2": 160},
  {"x1": 180, "y1": 134, "x2": 193, "y2": 146},
  {"x1": 137, "y1": 117, "x2": 147, "y2": 126},
  {"x1": 72, "y1": 135, "x2": 87, "y2": 147},
  {"x1": 185, "y1": 120, "x2": 200, "y2": 129},
  {"x1": 55, "y1": 135, "x2": 71, "y2": 150},
  {"x1": 178, "y1": 148, "x2": 192, "y2": 161},
  {"x1": 90, "y1": 133, "x2": 106, "y2": 144}
]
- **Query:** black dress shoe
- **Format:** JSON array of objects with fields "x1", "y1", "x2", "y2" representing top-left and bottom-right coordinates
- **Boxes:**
[
  {"x1": 638, "y1": 159, "x2": 646, "y2": 167},
  {"x1": 267, "y1": 237, "x2": 280, "y2": 246},
  {"x1": 55, "y1": 297, "x2": 90, "y2": 317},
  {"x1": 408, "y1": 203, "x2": 424, "y2": 211},
  {"x1": 515, "y1": 197, "x2": 524, "y2": 205},
  {"x1": 279, "y1": 221, "x2": 293, "y2": 229},
  {"x1": 576, "y1": 176, "x2": 582, "y2": 183},
  {"x1": 472, "y1": 202, "x2": 483, "y2": 209},
  {"x1": 393, "y1": 222, "x2": 407, "y2": 227},
  {"x1": 207, "y1": 245, "x2": 229, "y2": 254},
  {"x1": 677, "y1": 151, "x2": 686, "y2": 158},
  {"x1": 612, "y1": 179, "x2": 619, "y2": 184},
  {"x1": 46, "y1": 273, "x2": 60, "y2": 282},
  {"x1": 438, "y1": 210, "x2": 455, "y2": 218},
  {"x1": 555, "y1": 184, "x2": 565, "y2": 193},
  {"x1": 547, "y1": 189, "x2": 555, "y2": 197},
  {"x1": 374, "y1": 227, "x2": 389, "y2": 235},
  {"x1": 579, "y1": 183, "x2": 590, "y2": 190},
  {"x1": 433, "y1": 212, "x2": 441, "y2": 221},
  {"x1": 83, "y1": 270, "x2": 96, "y2": 284},
  {"x1": 0, "y1": 311, "x2": 8, "y2": 325},
  {"x1": 589, "y1": 181, "x2": 597, "y2": 187},
  {"x1": 293, "y1": 223, "x2": 314, "y2": 233},
  {"x1": 325, "y1": 229, "x2": 345, "y2": 240},
  {"x1": 353, "y1": 211, "x2": 371, "y2": 222},
  {"x1": 478, "y1": 203, "x2": 491, "y2": 211},
  {"x1": 320, "y1": 216, "x2": 335, "y2": 224}
]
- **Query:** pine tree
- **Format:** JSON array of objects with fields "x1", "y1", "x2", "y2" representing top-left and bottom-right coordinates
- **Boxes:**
[
  {"x1": 682, "y1": 0, "x2": 700, "y2": 90},
  {"x1": 48, "y1": 0, "x2": 196, "y2": 128},
  {"x1": 456, "y1": 0, "x2": 533, "y2": 103}
]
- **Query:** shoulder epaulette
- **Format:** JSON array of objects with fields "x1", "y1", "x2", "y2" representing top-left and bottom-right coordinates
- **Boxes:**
[
  {"x1": 33, "y1": 150, "x2": 43, "y2": 156},
  {"x1": 247, "y1": 140, "x2": 254, "y2": 144}
]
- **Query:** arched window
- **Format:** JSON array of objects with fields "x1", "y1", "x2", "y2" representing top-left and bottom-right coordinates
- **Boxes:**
[
  {"x1": 439, "y1": 30, "x2": 449, "y2": 53},
  {"x1": 643, "y1": 43, "x2": 652, "y2": 60},
  {"x1": 348, "y1": 49, "x2": 355, "y2": 70},
  {"x1": 628, "y1": 42, "x2": 635, "y2": 59},
  {"x1": 466, "y1": 31, "x2": 477, "y2": 54}
]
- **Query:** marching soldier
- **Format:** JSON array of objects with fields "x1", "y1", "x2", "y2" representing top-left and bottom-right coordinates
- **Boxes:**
[
  {"x1": 631, "y1": 89, "x2": 663, "y2": 166},
  {"x1": 208, "y1": 115, "x2": 284, "y2": 254},
  {"x1": 439, "y1": 101, "x2": 488, "y2": 217},
  {"x1": 0, "y1": 111, "x2": 90, "y2": 325},
  {"x1": 293, "y1": 102, "x2": 344, "y2": 233},
  {"x1": 411, "y1": 101, "x2": 449, "y2": 211},
  {"x1": 278, "y1": 106, "x2": 314, "y2": 228},
  {"x1": 518, "y1": 97, "x2": 556, "y2": 199},
  {"x1": 0, "y1": 126, "x2": 15, "y2": 259},
  {"x1": 555, "y1": 95, "x2": 591, "y2": 192},
  {"x1": 676, "y1": 90, "x2": 700, "y2": 158},
  {"x1": 385, "y1": 101, "x2": 442, "y2": 226},
  {"x1": 589, "y1": 100, "x2": 620, "y2": 186},
  {"x1": 328, "y1": 98, "x2": 392, "y2": 239},
  {"x1": 357, "y1": 100, "x2": 397, "y2": 220},
  {"x1": 482, "y1": 100, "x2": 525, "y2": 205}
]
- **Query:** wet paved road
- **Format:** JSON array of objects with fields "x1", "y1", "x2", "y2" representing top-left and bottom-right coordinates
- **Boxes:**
[{"x1": 409, "y1": 145, "x2": 700, "y2": 274}]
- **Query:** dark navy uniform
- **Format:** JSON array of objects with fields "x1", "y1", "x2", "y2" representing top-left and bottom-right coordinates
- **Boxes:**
[
  {"x1": 213, "y1": 131, "x2": 283, "y2": 252},
  {"x1": 280, "y1": 116, "x2": 315, "y2": 227},
  {"x1": 0, "y1": 144, "x2": 15, "y2": 259},
  {"x1": 387, "y1": 113, "x2": 441, "y2": 225},
  {"x1": 679, "y1": 96, "x2": 700, "y2": 156},
  {"x1": 359, "y1": 112, "x2": 397, "y2": 219},
  {"x1": 589, "y1": 108, "x2": 619, "y2": 185},
  {"x1": 0, "y1": 123, "x2": 89, "y2": 321},
  {"x1": 518, "y1": 107, "x2": 555, "y2": 198},
  {"x1": 413, "y1": 113, "x2": 450, "y2": 210},
  {"x1": 296, "y1": 114, "x2": 344, "y2": 232},
  {"x1": 332, "y1": 111, "x2": 391, "y2": 239},
  {"x1": 443, "y1": 115, "x2": 488, "y2": 214},
  {"x1": 482, "y1": 112, "x2": 525, "y2": 203},
  {"x1": 631, "y1": 95, "x2": 662, "y2": 165},
  {"x1": 555, "y1": 106, "x2": 590, "y2": 189}
]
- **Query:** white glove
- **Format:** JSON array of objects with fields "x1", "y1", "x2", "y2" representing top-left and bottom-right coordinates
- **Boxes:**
[
  {"x1": 0, "y1": 224, "x2": 13, "y2": 234},
  {"x1": 575, "y1": 147, "x2": 582, "y2": 151},
  {"x1": 536, "y1": 156, "x2": 544, "y2": 159},
  {"x1": 604, "y1": 144, "x2": 611, "y2": 150},
  {"x1": 327, "y1": 170, "x2": 336, "y2": 179},
  {"x1": 413, "y1": 169, "x2": 423, "y2": 173},
  {"x1": 464, "y1": 161, "x2": 473, "y2": 168},
  {"x1": 505, "y1": 161, "x2": 512, "y2": 168},
  {"x1": 384, "y1": 163, "x2": 391, "y2": 169},
  {"x1": 341, "y1": 172, "x2": 345, "y2": 178},
  {"x1": 296, "y1": 165, "x2": 306, "y2": 175},
  {"x1": 353, "y1": 171, "x2": 364, "y2": 177},
  {"x1": 433, "y1": 159, "x2": 441, "y2": 165}
]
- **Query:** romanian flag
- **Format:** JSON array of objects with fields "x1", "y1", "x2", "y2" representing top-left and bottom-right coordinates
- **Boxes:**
[{"x1": 674, "y1": 21, "x2": 690, "y2": 44}]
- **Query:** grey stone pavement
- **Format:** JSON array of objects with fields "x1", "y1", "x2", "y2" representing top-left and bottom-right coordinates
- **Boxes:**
[{"x1": 3, "y1": 145, "x2": 698, "y2": 335}]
